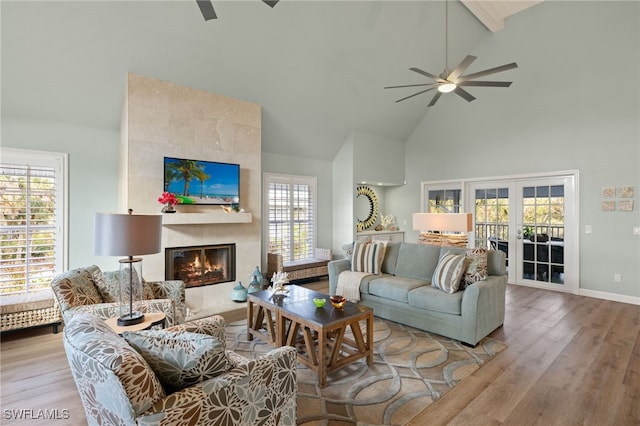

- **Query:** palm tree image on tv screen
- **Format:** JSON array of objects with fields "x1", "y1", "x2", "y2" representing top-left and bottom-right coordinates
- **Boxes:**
[{"x1": 163, "y1": 157, "x2": 240, "y2": 205}]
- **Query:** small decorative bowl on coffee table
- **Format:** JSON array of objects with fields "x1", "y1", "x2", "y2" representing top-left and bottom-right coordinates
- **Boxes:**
[
  {"x1": 313, "y1": 297, "x2": 327, "y2": 308},
  {"x1": 330, "y1": 295, "x2": 346, "y2": 309}
]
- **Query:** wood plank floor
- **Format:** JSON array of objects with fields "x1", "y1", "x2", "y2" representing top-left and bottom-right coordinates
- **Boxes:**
[{"x1": 1, "y1": 282, "x2": 638, "y2": 425}]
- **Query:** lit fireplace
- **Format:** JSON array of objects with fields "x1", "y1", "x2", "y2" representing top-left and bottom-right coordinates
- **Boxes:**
[{"x1": 165, "y1": 244, "x2": 236, "y2": 288}]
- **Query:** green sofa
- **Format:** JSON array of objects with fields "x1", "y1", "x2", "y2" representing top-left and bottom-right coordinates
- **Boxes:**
[{"x1": 328, "y1": 242, "x2": 507, "y2": 346}]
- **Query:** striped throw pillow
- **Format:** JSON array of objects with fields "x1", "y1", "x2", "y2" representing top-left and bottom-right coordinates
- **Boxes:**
[
  {"x1": 432, "y1": 252, "x2": 467, "y2": 294},
  {"x1": 351, "y1": 241, "x2": 386, "y2": 274}
]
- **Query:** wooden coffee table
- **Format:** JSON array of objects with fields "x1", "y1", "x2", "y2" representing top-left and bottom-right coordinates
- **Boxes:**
[{"x1": 247, "y1": 285, "x2": 373, "y2": 387}]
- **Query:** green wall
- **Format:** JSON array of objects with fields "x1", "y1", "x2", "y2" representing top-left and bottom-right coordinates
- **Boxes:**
[{"x1": 386, "y1": 1, "x2": 640, "y2": 300}]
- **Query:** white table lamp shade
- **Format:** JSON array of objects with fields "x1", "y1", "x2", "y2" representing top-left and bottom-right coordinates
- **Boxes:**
[
  {"x1": 93, "y1": 211, "x2": 162, "y2": 326},
  {"x1": 412, "y1": 213, "x2": 472, "y2": 233},
  {"x1": 94, "y1": 213, "x2": 162, "y2": 256}
]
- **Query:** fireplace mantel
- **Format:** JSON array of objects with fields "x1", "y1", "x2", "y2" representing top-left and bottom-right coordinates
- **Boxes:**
[{"x1": 162, "y1": 212, "x2": 252, "y2": 226}]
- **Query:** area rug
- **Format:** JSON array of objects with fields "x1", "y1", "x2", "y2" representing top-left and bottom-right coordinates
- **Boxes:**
[{"x1": 225, "y1": 318, "x2": 506, "y2": 426}]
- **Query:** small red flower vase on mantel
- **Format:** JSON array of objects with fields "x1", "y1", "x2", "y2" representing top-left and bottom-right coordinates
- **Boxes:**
[{"x1": 158, "y1": 192, "x2": 178, "y2": 213}]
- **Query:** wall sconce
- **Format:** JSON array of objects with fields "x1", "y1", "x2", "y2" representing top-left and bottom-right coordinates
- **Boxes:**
[
  {"x1": 94, "y1": 209, "x2": 162, "y2": 326},
  {"x1": 412, "y1": 212, "x2": 472, "y2": 248}
]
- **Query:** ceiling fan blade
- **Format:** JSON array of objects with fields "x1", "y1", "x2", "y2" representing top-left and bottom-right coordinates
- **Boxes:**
[
  {"x1": 458, "y1": 81, "x2": 513, "y2": 87},
  {"x1": 459, "y1": 62, "x2": 518, "y2": 82},
  {"x1": 447, "y1": 55, "x2": 477, "y2": 82},
  {"x1": 395, "y1": 87, "x2": 437, "y2": 103},
  {"x1": 262, "y1": 0, "x2": 279, "y2": 7},
  {"x1": 428, "y1": 92, "x2": 442, "y2": 107},
  {"x1": 454, "y1": 87, "x2": 476, "y2": 102},
  {"x1": 196, "y1": 0, "x2": 217, "y2": 20},
  {"x1": 384, "y1": 83, "x2": 436, "y2": 89},
  {"x1": 409, "y1": 68, "x2": 441, "y2": 81}
]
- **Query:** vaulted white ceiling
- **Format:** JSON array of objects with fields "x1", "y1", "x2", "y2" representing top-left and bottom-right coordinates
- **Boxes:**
[{"x1": 1, "y1": 1, "x2": 540, "y2": 161}]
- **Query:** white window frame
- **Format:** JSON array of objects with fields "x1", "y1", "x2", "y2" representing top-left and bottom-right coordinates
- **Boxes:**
[
  {"x1": 420, "y1": 170, "x2": 579, "y2": 294},
  {"x1": 0, "y1": 148, "x2": 68, "y2": 295},
  {"x1": 420, "y1": 180, "x2": 465, "y2": 213},
  {"x1": 262, "y1": 172, "x2": 317, "y2": 264}
]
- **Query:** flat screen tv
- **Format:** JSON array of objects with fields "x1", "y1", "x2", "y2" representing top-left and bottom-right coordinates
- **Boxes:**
[{"x1": 163, "y1": 157, "x2": 240, "y2": 205}]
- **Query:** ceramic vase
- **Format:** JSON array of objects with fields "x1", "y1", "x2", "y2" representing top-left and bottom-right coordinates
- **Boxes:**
[{"x1": 230, "y1": 282, "x2": 248, "y2": 302}]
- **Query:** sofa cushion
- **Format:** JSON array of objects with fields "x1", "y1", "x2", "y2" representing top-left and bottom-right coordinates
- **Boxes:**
[
  {"x1": 368, "y1": 276, "x2": 427, "y2": 303},
  {"x1": 380, "y1": 242, "x2": 401, "y2": 275},
  {"x1": 463, "y1": 247, "x2": 488, "y2": 286},
  {"x1": 358, "y1": 273, "x2": 390, "y2": 295},
  {"x1": 432, "y1": 252, "x2": 466, "y2": 294},
  {"x1": 394, "y1": 243, "x2": 442, "y2": 281},
  {"x1": 487, "y1": 250, "x2": 507, "y2": 276},
  {"x1": 408, "y1": 285, "x2": 464, "y2": 315},
  {"x1": 351, "y1": 241, "x2": 386, "y2": 274},
  {"x1": 123, "y1": 329, "x2": 231, "y2": 391}
]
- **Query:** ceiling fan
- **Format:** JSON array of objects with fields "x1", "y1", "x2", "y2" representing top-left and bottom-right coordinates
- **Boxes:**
[
  {"x1": 196, "y1": 0, "x2": 279, "y2": 21},
  {"x1": 385, "y1": 0, "x2": 517, "y2": 107}
]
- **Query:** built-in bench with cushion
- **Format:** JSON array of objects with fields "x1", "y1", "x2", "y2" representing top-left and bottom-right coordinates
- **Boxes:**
[
  {"x1": 267, "y1": 248, "x2": 332, "y2": 283},
  {"x1": 1, "y1": 289, "x2": 62, "y2": 333}
]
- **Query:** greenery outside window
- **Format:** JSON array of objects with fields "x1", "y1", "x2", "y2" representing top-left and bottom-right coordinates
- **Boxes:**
[
  {"x1": 0, "y1": 148, "x2": 67, "y2": 295},
  {"x1": 263, "y1": 173, "x2": 317, "y2": 262}
]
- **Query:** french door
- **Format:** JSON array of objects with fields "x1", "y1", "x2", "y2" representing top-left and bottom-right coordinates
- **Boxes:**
[{"x1": 469, "y1": 174, "x2": 577, "y2": 293}]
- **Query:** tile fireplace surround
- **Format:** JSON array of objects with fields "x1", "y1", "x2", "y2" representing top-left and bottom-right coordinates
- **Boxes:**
[{"x1": 120, "y1": 73, "x2": 262, "y2": 319}]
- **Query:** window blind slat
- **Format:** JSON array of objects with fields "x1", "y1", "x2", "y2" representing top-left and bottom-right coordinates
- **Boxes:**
[
  {"x1": 266, "y1": 176, "x2": 316, "y2": 262},
  {"x1": 1, "y1": 160, "x2": 59, "y2": 295}
]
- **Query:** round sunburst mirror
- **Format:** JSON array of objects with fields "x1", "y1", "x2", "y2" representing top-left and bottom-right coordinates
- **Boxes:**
[{"x1": 355, "y1": 185, "x2": 379, "y2": 232}]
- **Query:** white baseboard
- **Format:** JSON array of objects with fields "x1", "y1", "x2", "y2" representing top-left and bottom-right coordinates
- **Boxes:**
[{"x1": 578, "y1": 288, "x2": 640, "y2": 306}]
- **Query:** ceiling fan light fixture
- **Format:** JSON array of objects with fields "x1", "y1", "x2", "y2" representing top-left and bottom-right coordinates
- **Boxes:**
[{"x1": 438, "y1": 83, "x2": 457, "y2": 93}]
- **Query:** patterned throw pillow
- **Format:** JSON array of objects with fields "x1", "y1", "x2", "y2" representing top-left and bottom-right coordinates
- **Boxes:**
[
  {"x1": 99, "y1": 268, "x2": 153, "y2": 303},
  {"x1": 123, "y1": 330, "x2": 231, "y2": 391},
  {"x1": 351, "y1": 241, "x2": 386, "y2": 274},
  {"x1": 343, "y1": 242, "x2": 355, "y2": 259},
  {"x1": 463, "y1": 247, "x2": 488, "y2": 287},
  {"x1": 432, "y1": 252, "x2": 467, "y2": 294},
  {"x1": 53, "y1": 267, "x2": 104, "y2": 309},
  {"x1": 167, "y1": 316, "x2": 227, "y2": 342}
]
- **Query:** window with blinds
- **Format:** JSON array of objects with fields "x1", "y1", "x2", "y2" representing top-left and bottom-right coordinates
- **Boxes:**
[
  {"x1": 264, "y1": 174, "x2": 317, "y2": 262},
  {"x1": 0, "y1": 149, "x2": 67, "y2": 295}
]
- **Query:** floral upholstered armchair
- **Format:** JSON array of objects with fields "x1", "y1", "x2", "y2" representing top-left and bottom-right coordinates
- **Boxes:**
[
  {"x1": 51, "y1": 265, "x2": 186, "y2": 327},
  {"x1": 63, "y1": 313, "x2": 297, "y2": 426}
]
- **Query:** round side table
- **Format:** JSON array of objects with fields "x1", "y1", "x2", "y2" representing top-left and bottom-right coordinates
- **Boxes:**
[{"x1": 104, "y1": 312, "x2": 166, "y2": 335}]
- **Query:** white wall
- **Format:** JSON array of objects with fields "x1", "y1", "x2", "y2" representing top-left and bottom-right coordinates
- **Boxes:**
[
  {"x1": 332, "y1": 134, "x2": 355, "y2": 257},
  {"x1": 387, "y1": 1, "x2": 640, "y2": 300},
  {"x1": 262, "y1": 151, "x2": 333, "y2": 252},
  {"x1": 353, "y1": 131, "x2": 405, "y2": 185},
  {"x1": 1, "y1": 116, "x2": 120, "y2": 270}
]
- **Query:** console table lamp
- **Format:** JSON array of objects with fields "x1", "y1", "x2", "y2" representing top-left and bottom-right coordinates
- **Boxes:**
[
  {"x1": 412, "y1": 213, "x2": 473, "y2": 248},
  {"x1": 94, "y1": 209, "x2": 162, "y2": 326}
]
